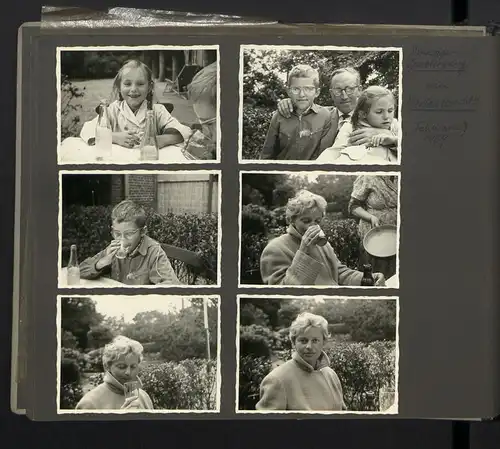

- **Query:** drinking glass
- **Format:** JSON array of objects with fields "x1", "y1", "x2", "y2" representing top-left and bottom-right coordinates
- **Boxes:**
[
  {"x1": 124, "y1": 381, "x2": 140, "y2": 400},
  {"x1": 379, "y1": 387, "x2": 395, "y2": 412},
  {"x1": 115, "y1": 243, "x2": 128, "y2": 260}
]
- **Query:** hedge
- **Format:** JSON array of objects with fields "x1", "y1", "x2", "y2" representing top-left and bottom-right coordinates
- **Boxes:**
[
  {"x1": 62, "y1": 205, "x2": 218, "y2": 284},
  {"x1": 242, "y1": 104, "x2": 274, "y2": 160}
]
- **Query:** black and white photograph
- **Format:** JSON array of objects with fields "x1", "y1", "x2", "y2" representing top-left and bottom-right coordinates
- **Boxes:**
[
  {"x1": 237, "y1": 295, "x2": 398, "y2": 414},
  {"x1": 239, "y1": 45, "x2": 402, "y2": 164},
  {"x1": 58, "y1": 170, "x2": 220, "y2": 288},
  {"x1": 57, "y1": 46, "x2": 220, "y2": 164},
  {"x1": 57, "y1": 295, "x2": 220, "y2": 413},
  {"x1": 239, "y1": 171, "x2": 400, "y2": 288}
]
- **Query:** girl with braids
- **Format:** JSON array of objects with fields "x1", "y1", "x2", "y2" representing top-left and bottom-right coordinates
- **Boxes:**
[
  {"x1": 80, "y1": 59, "x2": 192, "y2": 149},
  {"x1": 319, "y1": 85, "x2": 399, "y2": 163}
]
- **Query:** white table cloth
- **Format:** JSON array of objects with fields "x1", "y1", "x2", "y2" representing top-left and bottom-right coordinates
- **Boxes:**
[
  {"x1": 59, "y1": 137, "x2": 190, "y2": 164},
  {"x1": 59, "y1": 267, "x2": 124, "y2": 287}
]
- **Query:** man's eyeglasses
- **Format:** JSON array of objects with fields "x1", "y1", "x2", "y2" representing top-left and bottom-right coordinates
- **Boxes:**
[
  {"x1": 111, "y1": 228, "x2": 142, "y2": 240},
  {"x1": 289, "y1": 86, "x2": 317, "y2": 95},
  {"x1": 331, "y1": 86, "x2": 359, "y2": 97}
]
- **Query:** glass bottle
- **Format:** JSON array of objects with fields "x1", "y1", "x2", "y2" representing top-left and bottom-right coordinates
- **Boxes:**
[
  {"x1": 139, "y1": 110, "x2": 159, "y2": 161},
  {"x1": 361, "y1": 263, "x2": 375, "y2": 286},
  {"x1": 95, "y1": 100, "x2": 112, "y2": 160},
  {"x1": 67, "y1": 244, "x2": 80, "y2": 286}
]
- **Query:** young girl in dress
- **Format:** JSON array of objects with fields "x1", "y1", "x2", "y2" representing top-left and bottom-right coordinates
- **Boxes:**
[
  {"x1": 80, "y1": 59, "x2": 192, "y2": 149},
  {"x1": 320, "y1": 85, "x2": 399, "y2": 163}
]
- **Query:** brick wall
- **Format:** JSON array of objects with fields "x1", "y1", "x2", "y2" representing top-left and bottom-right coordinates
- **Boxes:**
[
  {"x1": 126, "y1": 174, "x2": 157, "y2": 210},
  {"x1": 111, "y1": 175, "x2": 125, "y2": 205}
]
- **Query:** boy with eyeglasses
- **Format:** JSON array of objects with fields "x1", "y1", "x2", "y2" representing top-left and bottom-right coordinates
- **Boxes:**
[
  {"x1": 260, "y1": 64, "x2": 335, "y2": 160},
  {"x1": 79, "y1": 200, "x2": 179, "y2": 285}
]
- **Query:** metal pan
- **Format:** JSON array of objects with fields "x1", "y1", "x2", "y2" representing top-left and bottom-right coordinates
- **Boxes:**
[{"x1": 363, "y1": 224, "x2": 398, "y2": 258}]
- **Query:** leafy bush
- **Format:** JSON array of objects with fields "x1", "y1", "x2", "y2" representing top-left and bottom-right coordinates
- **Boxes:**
[
  {"x1": 62, "y1": 205, "x2": 218, "y2": 284},
  {"x1": 240, "y1": 325, "x2": 274, "y2": 357},
  {"x1": 146, "y1": 211, "x2": 218, "y2": 284},
  {"x1": 140, "y1": 359, "x2": 217, "y2": 410},
  {"x1": 60, "y1": 357, "x2": 84, "y2": 409},
  {"x1": 272, "y1": 328, "x2": 292, "y2": 351},
  {"x1": 60, "y1": 382, "x2": 84, "y2": 409},
  {"x1": 327, "y1": 341, "x2": 396, "y2": 411},
  {"x1": 61, "y1": 348, "x2": 90, "y2": 373},
  {"x1": 320, "y1": 217, "x2": 360, "y2": 270},
  {"x1": 60, "y1": 74, "x2": 86, "y2": 139},
  {"x1": 239, "y1": 355, "x2": 273, "y2": 410},
  {"x1": 240, "y1": 232, "x2": 268, "y2": 284},
  {"x1": 86, "y1": 348, "x2": 104, "y2": 373},
  {"x1": 242, "y1": 105, "x2": 274, "y2": 160},
  {"x1": 87, "y1": 372, "x2": 105, "y2": 389},
  {"x1": 61, "y1": 330, "x2": 79, "y2": 349},
  {"x1": 238, "y1": 340, "x2": 395, "y2": 411}
]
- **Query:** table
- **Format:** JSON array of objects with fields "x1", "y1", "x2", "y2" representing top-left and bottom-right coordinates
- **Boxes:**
[
  {"x1": 59, "y1": 267, "x2": 124, "y2": 287},
  {"x1": 316, "y1": 146, "x2": 398, "y2": 165},
  {"x1": 386, "y1": 274, "x2": 398, "y2": 288},
  {"x1": 58, "y1": 137, "x2": 190, "y2": 164}
]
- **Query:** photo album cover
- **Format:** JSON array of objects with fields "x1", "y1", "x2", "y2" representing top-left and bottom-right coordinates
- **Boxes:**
[{"x1": 12, "y1": 21, "x2": 500, "y2": 421}]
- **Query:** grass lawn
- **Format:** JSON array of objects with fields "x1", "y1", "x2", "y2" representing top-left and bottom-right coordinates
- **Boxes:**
[{"x1": 61, "y1": 78, "x2": 198, "y2": 138}]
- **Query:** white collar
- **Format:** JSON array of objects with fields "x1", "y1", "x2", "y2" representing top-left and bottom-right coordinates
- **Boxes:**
[{"x1": 118, "y1": 100, "x2": 148, "y2": 126}]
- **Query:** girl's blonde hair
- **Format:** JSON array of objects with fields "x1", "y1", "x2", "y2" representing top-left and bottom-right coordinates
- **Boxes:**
[
  {"x1": 351, "y1": 85, "x2": 395, "y2": 130},
  {"x1": 110, "y1": 59, "x2": 155, "y2": 109},
  {"x1": 102, "y1": 336, "x2": 144, "y2": 370},
  {"x1": 289, "y1": 312, "x2": 330, "y2": 343},
  {"x1": 285, "y1": 190, "x2": 327, "y2": 224}
]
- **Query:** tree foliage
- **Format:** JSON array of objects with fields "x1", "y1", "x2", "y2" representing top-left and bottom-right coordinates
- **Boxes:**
[
  {"x1": 243, "y1": 48, "x2": 400, "y2": 109},
  {"x1": 61, "y1": 297, "x2": 103, "y2": 350}
]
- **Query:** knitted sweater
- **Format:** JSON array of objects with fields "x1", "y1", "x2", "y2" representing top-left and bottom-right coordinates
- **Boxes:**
[
  {"x1": 256, "y1": 351, "x2": 346, "y2": 411},
  {"x1": 75, "y1": 372, "x2": 154, "y2": 410},
  {"x1": 260, "y1": 225, "x2": 364, "y2": 286}
]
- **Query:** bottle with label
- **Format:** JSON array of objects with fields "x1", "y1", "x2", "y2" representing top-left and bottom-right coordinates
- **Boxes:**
[
  {"x1": 95, "y1": 100, "x2": 112, "y2": 160},
  {"x1": 67, "y1": 244, "x2": 81, "y2": 286},
  {"x1": 139, "y1": 110, "x2": 159, "y2": 161},
  {"x1": 361, "y1": 263, "x2": 375, "y2": 286}
]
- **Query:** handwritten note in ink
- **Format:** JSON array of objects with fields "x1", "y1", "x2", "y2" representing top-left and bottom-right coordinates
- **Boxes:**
[{"x1": 407, "y1": 45, "x2": 478, "y2": 149}]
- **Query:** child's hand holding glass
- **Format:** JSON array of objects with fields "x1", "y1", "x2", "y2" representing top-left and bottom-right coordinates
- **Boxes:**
[{"x1": 95, "y1": 240, "x2": 122, "y2": 270}]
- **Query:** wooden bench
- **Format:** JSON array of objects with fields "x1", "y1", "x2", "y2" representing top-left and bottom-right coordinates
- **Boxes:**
[{"x1": 161, "y1": 243, "x2": 217, "y2": 285}]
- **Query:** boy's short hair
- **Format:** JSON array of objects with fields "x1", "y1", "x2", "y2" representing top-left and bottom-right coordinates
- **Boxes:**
[
  {"x1": 287, "y1": 64, "x2": 320, "y2": 88},
  {"x1": 111, "y1": 200, "x2": 147, "y2": 228},
  {"x1": 188, "y1": 61, "x2": 217, "y2": 107}
]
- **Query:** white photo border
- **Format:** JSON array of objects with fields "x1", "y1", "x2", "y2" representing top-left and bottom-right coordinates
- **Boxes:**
[
  {"x1": 57, "y1": 169, "x2": 222, "y2": 289},
  {"x1": 56, "y1": 294, "x2": 222, "y2": 414},
  {"x1": 237, "y1": 170, "x2": 401, "y2": 289},
  {"x1": 238, "y1": 44, "x2": 404, "y2": 165},
  {"x1": 235, "y1": 294, "x2": 400, "y2": 415},
  {"x1": 56, "y1": 45, "x2": 221, "y2": 165}
]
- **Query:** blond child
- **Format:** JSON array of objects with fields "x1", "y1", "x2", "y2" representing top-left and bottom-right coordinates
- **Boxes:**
[
  {"x1": 80, "y1": 59, "x2": 192, "y2": 149},
  {"x1": 79, "y1": 200, "x2": 180, "y2": 285},
  {"x1": 260, "y1": 64, "x2": 335, "y2": 161},
  {"x1": 183, "y1": 61, "x2": 218, "y2": 160},
  {"x1": 321, "y1": 85, "x2": 399, "y2": 162}
]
